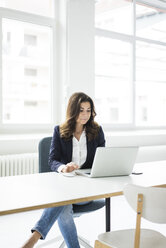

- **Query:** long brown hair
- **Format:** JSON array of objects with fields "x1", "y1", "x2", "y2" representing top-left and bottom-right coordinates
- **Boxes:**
[{"x1": 60, "y1": 92, "x2": 100, "y2": 140}]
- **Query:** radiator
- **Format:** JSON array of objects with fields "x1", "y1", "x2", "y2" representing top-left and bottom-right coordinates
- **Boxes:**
[{"x1": 0, "y1": 153, "x2": 38, "y2": 177}]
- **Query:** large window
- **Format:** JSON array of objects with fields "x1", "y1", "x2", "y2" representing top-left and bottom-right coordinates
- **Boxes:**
[
  {"x1": 95, "y1": 0, "x2": 166, "y2": 128},
  {"x1": 0, "y1": 1, "x2": 55, "y2": 130},
  {"x1": 136, "y1": 42, "x2": 166, "y2": 126},
  {"x1": 2, "y1": 19, "x2": 52, "y2": 124},
  {"x1": 95, "y1": 37, "x2": 133, "y2": 124}
]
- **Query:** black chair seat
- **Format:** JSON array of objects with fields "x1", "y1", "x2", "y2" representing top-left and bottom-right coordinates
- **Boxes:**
[{"x1": 73, "y1": 199, "x2": 105, "y2": 217}]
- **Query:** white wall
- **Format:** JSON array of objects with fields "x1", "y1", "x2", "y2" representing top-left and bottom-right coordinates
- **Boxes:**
[
  {"x1": 1, "y1": 132, "x2": 166, "y2": 162},
  {"x1": 66, "y1": 0, "x2": 94, "y2": 97},
  {"x1": 55, "y1": 0, "x2": 95, "y2": 122},
  {"x1": 106, "y1": 132, "x2": 166, "y2": 162}
]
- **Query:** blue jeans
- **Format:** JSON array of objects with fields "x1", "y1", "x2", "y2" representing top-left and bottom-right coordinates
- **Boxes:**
[{"x1": 32, "y1": 204, "x2": 80, "y2": 248}]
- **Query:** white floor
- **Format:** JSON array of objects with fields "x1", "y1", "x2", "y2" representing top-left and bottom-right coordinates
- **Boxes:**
[{"x1": 1, "y1": 195, "x2": 166, "y2": 248}]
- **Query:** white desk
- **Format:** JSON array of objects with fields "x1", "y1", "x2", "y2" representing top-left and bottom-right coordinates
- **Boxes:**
[{"x1": 0, "y1": 161, "x2": 166, "y2": 231}]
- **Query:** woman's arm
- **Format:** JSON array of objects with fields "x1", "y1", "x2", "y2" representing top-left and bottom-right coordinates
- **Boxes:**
[
  {"x1": 48, "y1": 126, "x2": 64, "y2": 172},
  {"x1": 98, "y1": 126, "x2": 106, "y2": 147},
  {"x1": 48, "y1": 126, "x2": 79, "y2": 173}
]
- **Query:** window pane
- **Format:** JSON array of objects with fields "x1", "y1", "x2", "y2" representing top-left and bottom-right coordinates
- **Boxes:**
[
  {"x1": 0, "y1": 0, "x2": 54, "y2": 17},
  {"x1": 95, "y1": 36, "x2": 132, "y2": 124},
  {"x1": 136, "y1": 41, "x2": 166, "y2": 126},
  {"x1": 136, "y1": 3, "x2": 166, "y2": 42},
  {"x1": 2, "y1": 18, "x2": 52, "y2": 124},
  {"x1": 95, "y1": 0, "x2": 133, "y2": 35}
]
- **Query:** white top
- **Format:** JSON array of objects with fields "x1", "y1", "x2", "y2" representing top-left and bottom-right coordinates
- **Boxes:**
[
  {"x1": 72, "y1": 130, "x2": 87, "y2": 168},
  {"x1": 58, "y1": 130, "x2": 87, "y2": 172}
]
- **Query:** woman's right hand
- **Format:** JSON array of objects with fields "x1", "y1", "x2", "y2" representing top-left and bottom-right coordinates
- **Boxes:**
[{"x1": 61, "y1": 162, "x2": 79, "y2": 173}]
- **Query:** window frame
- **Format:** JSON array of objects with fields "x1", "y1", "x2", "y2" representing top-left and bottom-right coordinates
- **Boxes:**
[
  {"x1": 95, "y1": 0, "x2": 166, "y2": 131},
  {"x1": 0, "y1": 7, "x2": 57, "y2": 133}
]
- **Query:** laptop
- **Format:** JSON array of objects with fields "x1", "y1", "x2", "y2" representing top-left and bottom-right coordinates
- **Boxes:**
[{"x1": 75, "y1": 146, "x2": 139, "y2": 178}]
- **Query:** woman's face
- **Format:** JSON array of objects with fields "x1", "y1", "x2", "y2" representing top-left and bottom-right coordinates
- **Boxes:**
[{"x1": 76, "y1": 101, "x2": 91, "y2": 126}]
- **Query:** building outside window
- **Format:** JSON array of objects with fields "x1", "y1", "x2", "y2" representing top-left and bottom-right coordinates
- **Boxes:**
[{"x1": 2, "y1": 19, "x2": 52, "y2": 124}]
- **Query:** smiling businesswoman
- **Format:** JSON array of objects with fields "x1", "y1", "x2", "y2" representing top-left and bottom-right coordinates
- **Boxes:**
[{"x1": 22, "y1": 92, "x2": 105, "y2": 248}]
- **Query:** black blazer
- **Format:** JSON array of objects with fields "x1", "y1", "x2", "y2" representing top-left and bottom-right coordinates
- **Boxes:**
[{"x1": 49, "y1": 125, "x2": 105, "y2": 172}]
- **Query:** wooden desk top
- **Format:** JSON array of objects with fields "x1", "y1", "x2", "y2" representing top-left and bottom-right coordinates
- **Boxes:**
[{"x1": 0, "y1": 161, "x2": 166, "y2": 216}]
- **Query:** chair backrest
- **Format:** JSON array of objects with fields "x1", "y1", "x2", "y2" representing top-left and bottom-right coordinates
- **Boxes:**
[
  {"x1": 38, "y1": 137, "x2": 52, "y2": 173},
  {"x1": 123, "y1": 184, "x2": 166, "y2": 224}
]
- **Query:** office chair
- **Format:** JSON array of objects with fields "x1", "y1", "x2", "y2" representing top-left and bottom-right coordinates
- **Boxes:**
[
  {"x1": 38, "y1": 137, "x2": 105, "y2": 248},
  {"x1": 94, "y1": 184, "x2": 166, "y2": 248}
]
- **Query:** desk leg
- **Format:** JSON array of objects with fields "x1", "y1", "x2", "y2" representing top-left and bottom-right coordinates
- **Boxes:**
[{"x1": 105, "y1": 198, "x2": 111, "y2": 232}]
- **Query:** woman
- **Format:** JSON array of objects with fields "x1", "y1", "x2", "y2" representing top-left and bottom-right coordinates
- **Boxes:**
[{"x1": 22, "y1": 92, "x2": 105, "y2": 248}]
